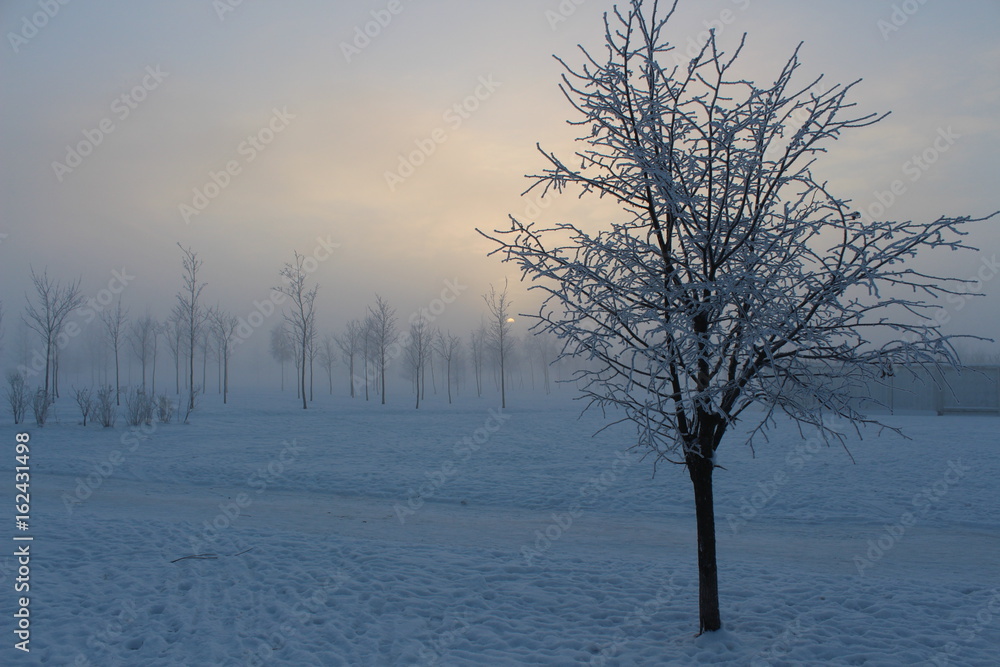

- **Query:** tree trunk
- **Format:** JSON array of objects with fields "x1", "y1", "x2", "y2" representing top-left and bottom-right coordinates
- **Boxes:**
[
  {"x1": 380, "y1": 351, "x2": 386, "y2": 405},
  {"x1": 300, "y1": 340, "x2": 307, "y2": 410},
  {"x1": 189, "y1": 333, "x2": 196, "y2": 411},
  {"x1": 115, "y1": 349, "x2": 120, "y2": 405},
  {"x1": 687, "y1": 450, "x2": 721, "y2": 633},
  {"x1": 500, "y1": 348, "x2": 506, "y2": 409},
  {"x1": 44, "y1": 338, "x2": 52, "y2": 397},
  {"x1": 223, "y1": 349, "x2": 229, "y2": 404},
  {"x1": 54, "y1": 347, "x2": 62, "y2": 398},
  {"x1": 348, "y1": 354, "x2": 355, "y2": 398}
]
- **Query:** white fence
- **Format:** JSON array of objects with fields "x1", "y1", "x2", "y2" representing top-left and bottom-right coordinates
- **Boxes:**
[{"x1": 848, "y1": 365, "x2": 1000, "y2": 415}]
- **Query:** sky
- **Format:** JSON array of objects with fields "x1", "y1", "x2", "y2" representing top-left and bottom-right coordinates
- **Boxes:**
[{"x1": 1, "y1": 0, "x2": 998, "y2": 386}]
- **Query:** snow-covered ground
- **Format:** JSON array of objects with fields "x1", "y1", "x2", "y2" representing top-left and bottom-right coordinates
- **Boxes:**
[{"x1": 3, "y1": 390, "x2": 998, "y2": 665}]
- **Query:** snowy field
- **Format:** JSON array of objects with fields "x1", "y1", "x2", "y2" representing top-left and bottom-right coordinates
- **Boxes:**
[{"x1": 3, "y1": 389, "x2": 999, "y2": 666}]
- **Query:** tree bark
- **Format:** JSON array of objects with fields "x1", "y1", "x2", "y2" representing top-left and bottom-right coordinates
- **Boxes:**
[{"x1": 687, "y1": 450, "x2": 721, "y2": 633}]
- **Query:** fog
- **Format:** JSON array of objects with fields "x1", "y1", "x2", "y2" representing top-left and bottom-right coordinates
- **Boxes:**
[{"x1": 2, "y1": 0, "x2": 998, "y2": 391}]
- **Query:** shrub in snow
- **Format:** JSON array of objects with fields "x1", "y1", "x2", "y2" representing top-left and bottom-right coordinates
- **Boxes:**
[
  {"x1": 124, "y1": 387, "x2": 154, "y2": 427},
  {"x1": 31, "y1": 388, "x2": 49, "y2": 426},
  {"x1": 95, "y1": 385, "x2": 117, "y2": 428},
  {"x1": 6, "y1": 371, "x2": 29, "y2": 425},
  {"x1": 73, "y1": 386, "x2": 93, "y2": 426},
  {"x1": 157, "y1": 394, "x2": 175, "y2": 424}
]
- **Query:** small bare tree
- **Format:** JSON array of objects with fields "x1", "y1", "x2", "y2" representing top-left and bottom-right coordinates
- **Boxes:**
[
  {"x1": 481, "y1": 0, "x2": 996, "y2": 633},
  {"x1": 368, "y1": 295, "x2": 398, "y2": 405},
  {"x1": 405, "y1": 319, "x2": 432, "y2": 409},
  {"x1": 22, "y1": 268, "x2": 84, "y2": 398},
  {"x1": 6, "y1": 372, "x2": 29, "y2": 424},
  {"x1": 469, "y1": 322, "x2": 487, "y2": 398},
  {"x1": 275, "y1": 252, "x2": 319, "y2": 410},
  {"x1": 100, "y1": 298, "x2": 129, "y2": 405},
  {"x1": 270, "y1": 322, "x2": 294, "y2": 392},
  {"x1": 176, "y1": 244, "x2": 208, "y2": 412},
  {"x1": 209, "y1": 307, "x2": 239, "y2": 404},
  {"x1": 306, "y1": 319, "x2": 317, "y2": 402},
  {"x1": 73, "y1": 386, "x2": 93, "y2": 426},
  {"x1": 318, "y1": 333, "x2": 337, "y2": 395},
  {"x1": 361, "y1": 314, "x2": 376, "y2": 401},
  {"x1": 436, "y1": 330, "x2": 462, "y2": 404},
  {"x1": 483, "y1": 281, "x2": 513, "y2": 409},
  {"x1": 124, "y1": 387, "x2": 154, "y2": 427},
  {"x1": 335, "y1": 319, "x2": 364, "y2": 398},
  {"x1": 157, "y1": 394, "x2": 175, "y2": 423},
  {"x1": 94, "y1": 385, "x2": 117, "y2": 428},
  {"x1": 129, "y1": 312, "x2": 158, "y2": 392},
  {"x1": 31, "y1": 388, "x2": 49, "y2": 426},
  {"x1": 166, "y1": 309, "x2": 185, "y2": 395}
]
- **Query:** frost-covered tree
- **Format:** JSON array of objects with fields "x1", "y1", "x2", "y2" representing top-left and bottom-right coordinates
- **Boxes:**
[
  {"x1": 336, "y1": 319, "x2": 364, "y2": 398},
  {"x1": 481, "y1": 0, "x2": 995, "y2": 633},
  {"x1": 129, "y1": 312, "x2": 158, "y2": 392},
  {"x1": 469, "y1": 322, "x2": 487, "y2": 398},
  {"x1": 306, "y1": 318, "x2": 317, "y2": 402},
  {"x1": 175, "y1": 244, "x2": 208, "y2": 411},
  {"x1": 405, "y1": 319, "x2": 431, "y2": 409},
  {"x1": 436, "y1": 330, "x2": 461, "y2": 404},
  {"x1": 209, "y1": 307, "x2": 238, "y2": 404},
  {"x1": 483, "y1": 281, "x2": 513, "y2": 409},
  {"x1": 368, "y1": 295, "x2": 398, "y2": 405},
  {"x1": 166, "y1": 309, "x2": 185, "y2": 395},
  {"x1": 22, "y1": 268, "x2": 84, "y2": 399},
  {"x1": 275, "y1": 251, "x2": 318, "y2": 410},
  {"x1": 6, "y1": 371, "x2": 29, "y2": 424},
  {"x1": 100, "y1": 298, "x2": 128, "y2": 405},
  {"x1": 361, "y1": 314, "x2": 376, "y2": 401},
  {"x1": 318, "y1": 333, "x2": 338, "y2": 395},
  {"x1": 269, "y1": 322, "x2": 295, "y2": 392}
]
